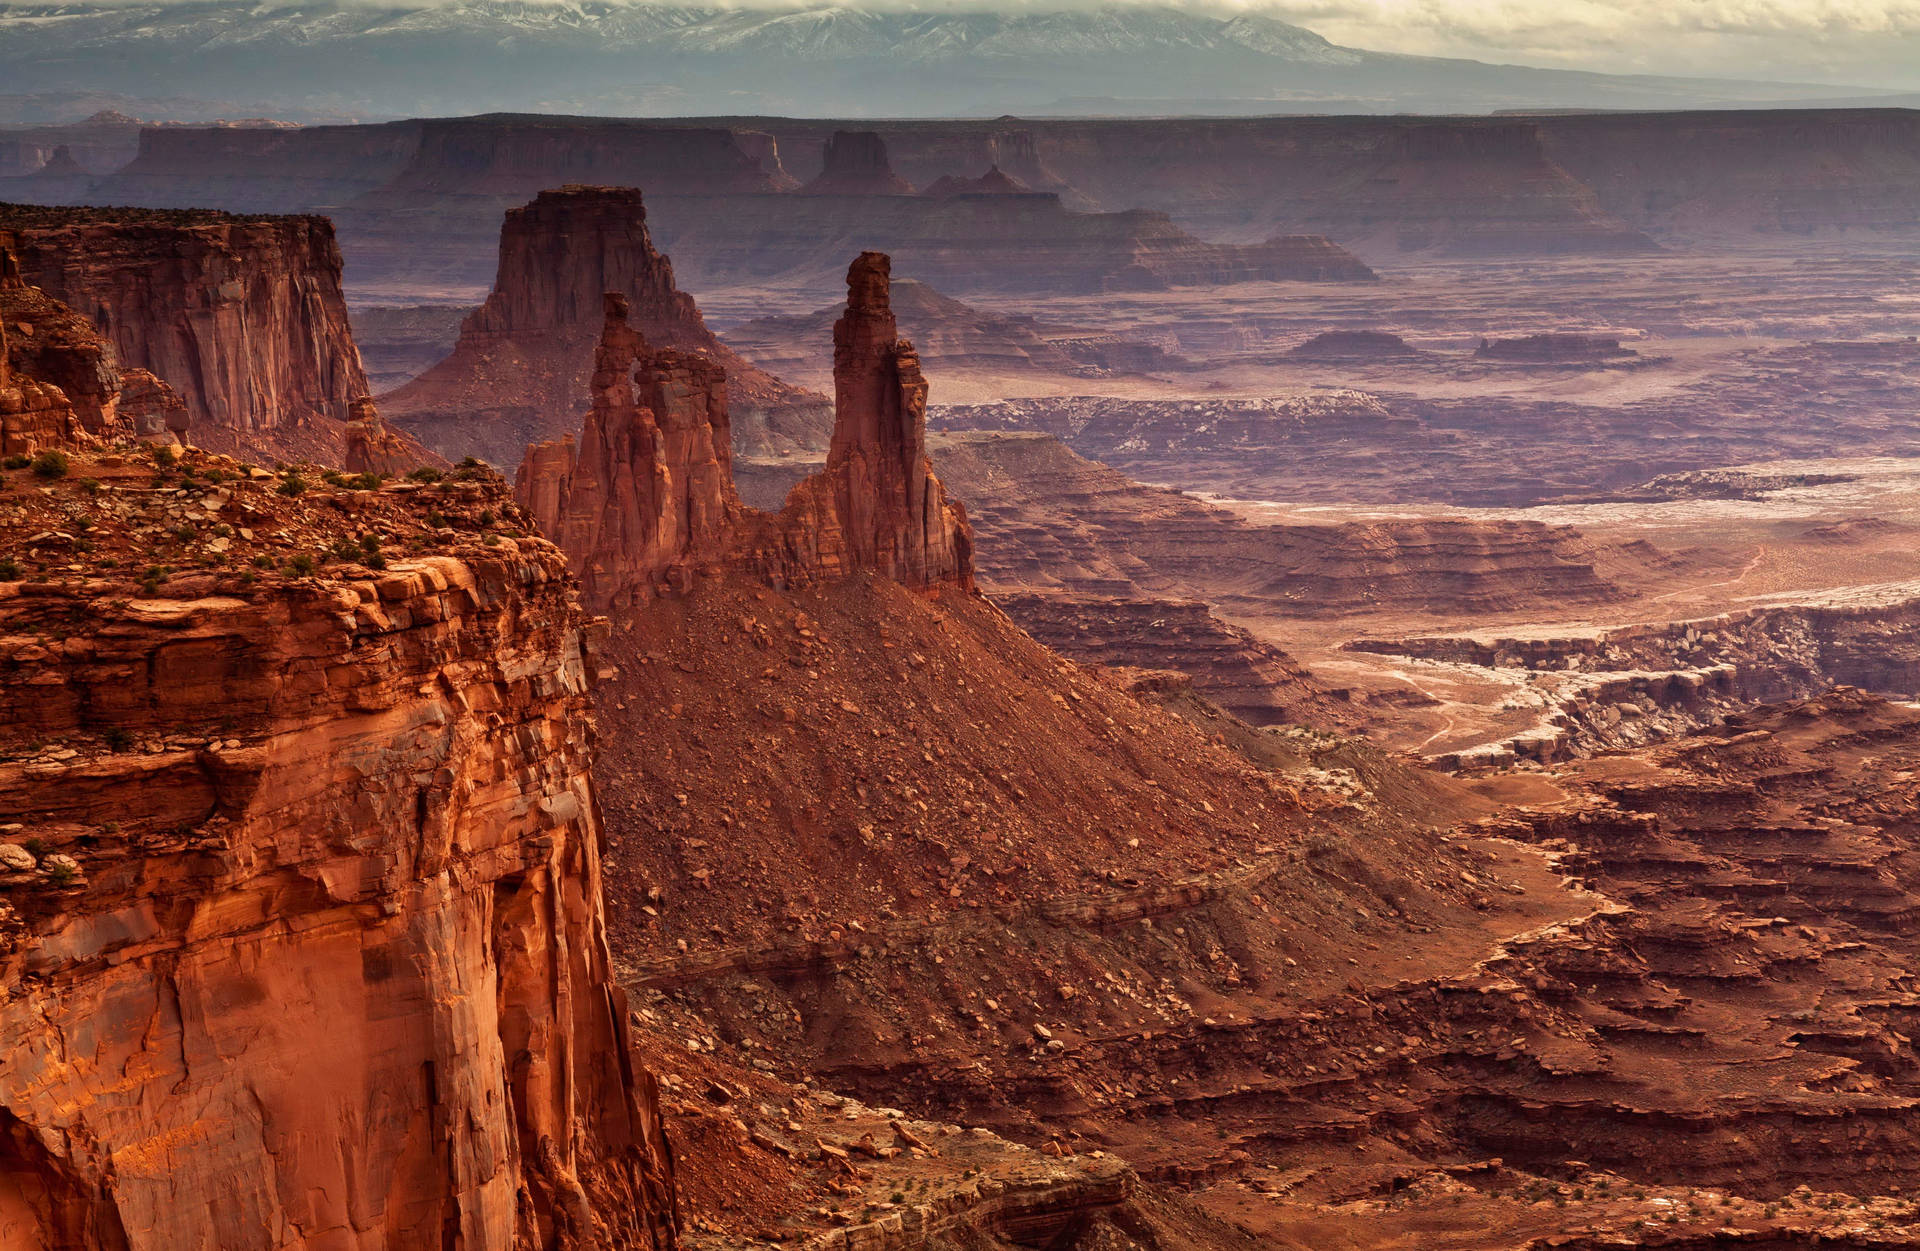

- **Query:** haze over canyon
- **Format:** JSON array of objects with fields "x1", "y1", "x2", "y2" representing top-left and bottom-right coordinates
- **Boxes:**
[{"x1": 9, "y1": 7, "x2": 1920, "y2": 1251}]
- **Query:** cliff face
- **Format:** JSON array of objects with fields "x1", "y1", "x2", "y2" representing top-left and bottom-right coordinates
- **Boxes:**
[
  {"x1": 516, "y1": 252, "x2": 973, "y2": 607},
  {"x1": 777, "y1": 252, "x2": 973, "y2": 590},
  {"x1": 0, "y1": 233, "x2": 192, "y2": 453},
  {"x1": 640, "y1": 192, "x2": 1376, "y2": 296},
  {"x1": 801, "y1": 130, "x2": 915, "y2": 195},
  {"x1": 384, "y1": 185, "x2": 828, "y2": 468},
  {"x1": 0, "y1": 206, "x2": 369, "y2": 450},
  {"x1": 0, "y1": 456, "x2": 677, "y2": 1250},
  {"x1": 516, "y1": 293, "x2": 744, "y2": 609}
]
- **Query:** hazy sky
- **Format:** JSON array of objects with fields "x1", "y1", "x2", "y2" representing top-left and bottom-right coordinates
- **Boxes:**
[{"x1": 1253, "y1": 0, "x2": 1920, "y2": 88}]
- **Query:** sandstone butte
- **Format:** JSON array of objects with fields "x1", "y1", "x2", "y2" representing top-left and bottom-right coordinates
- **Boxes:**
[
  {"x1": 383, "y1": 184, "x2": 830, "y2": 469},
  {"x1": 0, "y1": 204, "x2": 373, "y2": 463},
  {"x1": 515, "y1": 251, "x2": 973, "y2": 609}
]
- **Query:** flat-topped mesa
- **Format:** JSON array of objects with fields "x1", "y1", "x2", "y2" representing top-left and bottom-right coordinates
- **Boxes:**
[
  {"x1": 469, "y1": 185, "x2": 710, "y2": 350},
  {"x1": 802, "y1": 131, "x2": 915, "y2": 196},
  {"x1": 809, "y1": 251, "x2": 973, "y2": 590},
  {"x1": 516, "y1": 293, "x2": 742, "y2": 608},
  {"x1": 386, "y1": 184, "x2": 826, "y2": 467}
]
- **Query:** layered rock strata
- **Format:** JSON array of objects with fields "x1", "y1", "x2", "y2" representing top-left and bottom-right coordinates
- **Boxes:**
[
  {"x1": 383, "y1": 185, "x2": 828, "y2": 467},
  {"x1": 1349, "y1": 583, "x2": 1920, "y2": 766},
  {"x1": 518, "y1": 253, "x2": 972, "y2": 608},
  {"x1": 0, "y1": 234, "x2": 192, "y2": 453},
  {"x1": 516, "y1": 293, "x2": 743, "y2": 609},
  {"x1": 0, "y1": 449, "x2": 677, "y2": 1251},
  {"x1": 0, "y1": 205, "x2": 368, "y2": 445},
  {"x1": 801, "y1": 131, "x2": 914, "y2": 195},
  {"x1": 773, "y1": 252, "x2": 974, "y2": 592}
]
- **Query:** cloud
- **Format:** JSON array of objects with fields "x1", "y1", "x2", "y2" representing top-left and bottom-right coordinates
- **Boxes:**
[{"x1": 1239, "y1": 0, "x2": 1920, "y2": 85}]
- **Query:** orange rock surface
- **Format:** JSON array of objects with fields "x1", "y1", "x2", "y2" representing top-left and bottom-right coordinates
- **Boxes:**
[{"x1": 0, "y1": 455, "x2": 676, "y2": 1250}]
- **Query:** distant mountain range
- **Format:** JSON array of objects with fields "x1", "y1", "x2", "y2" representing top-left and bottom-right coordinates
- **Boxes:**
[{"x1": 0, "y1": 1, "x2": 1895, "y2": 121}]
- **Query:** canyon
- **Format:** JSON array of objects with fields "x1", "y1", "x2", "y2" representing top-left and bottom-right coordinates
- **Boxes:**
[{"x1": 10, "y1": 93, "x2": 1920, "y2": 1251}]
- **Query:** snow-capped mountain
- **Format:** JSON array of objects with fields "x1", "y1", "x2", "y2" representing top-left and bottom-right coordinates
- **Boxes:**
[{"x1": 0, "y1": 1, "x2": 1869, "y2": 121}]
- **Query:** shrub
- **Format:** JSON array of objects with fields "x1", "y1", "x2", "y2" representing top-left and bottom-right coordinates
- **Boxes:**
[
  {"x1": 79, "y1": 477, "x2": 101, "y2": 496},
  {"x1": 287, "y1": 553, "x2": 316, "y2": 576},
  {"x1": 153, "y1": 445, "x2": 176, "y2": 468},
  {"x1": 46, "y1": 861, "x2": 78, "y2": 887},
  {"x1": 31, "y1": 449, "x2": 69, "y2": 479},
  {"x1": 2, "y1": 453, "x2": 30, "y2": 470},
  {"x1": 408, "y1": 467, "x2": 443, "y2": 483},
  {"x1": 252, "y1": 554, "x2": 276, "y2": 569},
  {"x1": 173, "y1": 524, "x2": 196, "y2": 542},
  {"x1": 349, "y1": 472, "x2": 382, "y2": 490},
  {"x1": 278, "y1": 474, "x2": 308, "y2": 497},
  {"x1": 104, "y1": 728, "x2": 131, "y2": 751},
  {"x1": 0, "y1": 558, "x2": 18, "y2": 581}
]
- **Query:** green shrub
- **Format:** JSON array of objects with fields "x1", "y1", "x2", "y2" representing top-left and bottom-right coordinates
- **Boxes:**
[
  {"x1": 2, "y1": 453, "x2": 30, "y2": 470},
  {"x1": 79, "y1": 477, "x2": 101, "y2": 496},
  {"x1": 287, "y1": 553, "x2": 316, "y2": 576},
  {"x1": 408, "y1": 467, "x2": 443, "y2": 483},
  {"x1": 30, "y1": 449, "x2": 68, "y2": 479},
  {"x1": 153, "y1": 445, "x2": 177, "y2": 467},
  {"x1": 278, "y1": 474, "x2": 308, "y2": 497},
  {"x1": 0, "y1": 558, "x2": 18, "y2": 581}
]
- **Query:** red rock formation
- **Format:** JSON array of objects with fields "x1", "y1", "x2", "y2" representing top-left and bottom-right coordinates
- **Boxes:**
[
  {"x1": 0, "y1": 233, "x2": 202, "y2": 453},
  {"x1": 0, "y1": 451, "x2": 678, "y2": 1251},
  {"x1": 0, "y1": 205, "x2": 369, "y2": 450},
  {"x1": 516, "y1": 294, "x2": 743, "y2": 608},
  {"x1": 115, "y1": 366, "x2": 190, "y2": 443},
  {"x1": 518, "y1": 253, "x2": 972, "y2": 606},
  {"x1": 801, "y1": 131, "x2": 914, "y2": 195},
  {"x1": 385, "y1": 185, "x2": 828, "y2": 467},
  {"x1": 341, "y1": 394, "x2": 422, "y2": 476},
  {"x1": 770, "y1": 252, "x2": 973, "y2": 591}
]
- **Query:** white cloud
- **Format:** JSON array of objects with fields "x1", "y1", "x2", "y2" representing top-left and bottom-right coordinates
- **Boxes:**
[{"x1": 1243, "y1": 0, "x2": 1920, "y2": 86}]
